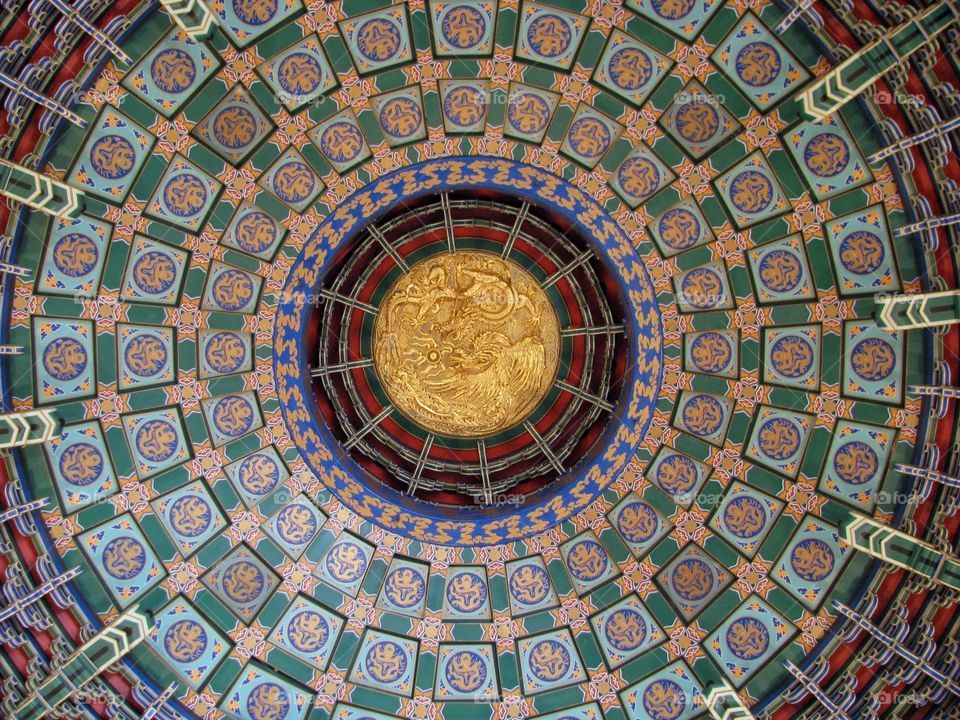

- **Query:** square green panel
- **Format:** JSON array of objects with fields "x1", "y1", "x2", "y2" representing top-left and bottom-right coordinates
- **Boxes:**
[
  {"x1": 69, "y1": 107, "x2": 154, "y2": 204},
  {"x1": 746, "y1": 234, "x2": 816, "y2": 304},
  {"x1": 674, "y1": 260, "x2": 734, "y2": 313},
  {"x1": 516, "y1": 628, "x2": 587, "y2": 695},
  {"x1": 122, "y1": 28, "x2": 221, "y2": 117},
  {"x1": 192, "y1": 85, "x2": 275, "y2": 165},
  {"x1": 819, "y1": 420, "x2": 896, "y2": 509},
  {"x1": 626, "y1": 0, "x2": 722, "y2": 41},
  {"x1": 37, "y1": 214, "x2": 112, "y2": 298},
  {"x1": 783, "y1": 113, "x2": 872, "y2": 201},
  {"x1": 684, "y1": 328, "x2": 738, "y2": 378},
  {"x1": 590, "y1": 594, "x2": 665, "y2": 669},
  {"x1": 339, "y1": 4, "x2": 414, "y2": 75},
  {"x1": 443, "y1": 566, "x2": 491, "y2": 620},
  {"x1": 744, "y1": 406, "x2": 815, "y2": 479},
  {"x1": 672, "y1": 390, "x2": 734, "y2": 447},
  {"x1": 45, "y1": 421, "x2": 118, "y2": 513},
  {"x1": 435, "y1": 643, "x2": 499, "y2": 700},
  {"x1": 842, "y1": 320, "x2": 904, "y2": 404},
  {"x1": 763, "y1": 324, "x2": 820, "y2": 391},
  {"x1": 117, "y1": 323, "x2": 175, "y2": 391},
  {"x1": 210, "y1": 0, "x2": 304, "y2": 49},
  {"x1": 608, "y1": 493, "x2": 671, "y2": 558},
  {"x1": 122, "y1": 407, "x2": 192, "y2": 479},
  {"x1": 371, "y1": 86, "x2": 427, "y2": 147},
  {"x1": 504, "y1": 83, "x2": 560, "y2": 144},
  {"x1": 772, "y1": 515, "x2": 849, "y2": 610},
  {"x1": 560, "y1": 104, "x2": 623, "y2": 169},
  {"x1": 708, "y1": 481, "x2": 784, "y2": 557},
  {"x1": 429, "y1": 0, "x2": 497, "y2": 56},
  {"x1": 705, "y1": 595, "x2": 795, "y2": 687},
  {"x1": 592, "y1": 29, "x2": 672, "y2": 107},
  {"x1": 659, "y1": 80, "x2": 740, "y2": 160},
  {"x1": 308, "y1": 108, "x2": 372, "y2": 172},
  {"x1": 654, "y1": 544, "x2": 732, "y2": 621},
  {"x1": 78, "y1": 513, "x2": 167, "y2": 608},
  {"x1": 267, "y1": 594, "x2": 344, "y2": 671},
  {"x1": 219, "y1": 660, "x2": 310, "y2": 720},
  {"x1": 119, "y1": 236, "x2": 190, "y2": 306},
  {"x1": 201, "y1": 261, "x2": 262, "y2": 314},
  {"x1": 222, "y1": 446, "x2": 290, "y2": 508},
  {"x1": 257, "y1": 34, "x2": 338, "y2": 113},
  {"x1": 714, "y1": 151, "x2": 789, "y2": 228},
  {"x1": 146, "y1": 596, "x2": 231, "y2": 689},
  {"x1": 315, "y1": 533, "x2": 374, "y2": 596},
  {"x1": 609, "y1": 143, "x2": 675, "y2": 209},
  {"x1": 198, "y1": 329, "x2": 254, "y2": 378},
  {"x1": 647, "y1": 195, "x2": 715, "y2": 256},
  {"x1": 145, "y1": 154, "x2": 223, "y2": 232},
  {"x1": 264, "y1": 495, "x2": 326, "y2": 558},
  {"x1": 258, "y1": 146, "x2": 325, "y2": 212},
  {"x1": 646, "y1": 446, "x2": 712, "y2": 507},
  {"x1": 202, "y1": 544, "x2": 281, "y2": 623},
  {"x1": 33, "y1": 317, "x2": 95, "y2": 404},
  {"x1": 152, "y1": 481, "x2": 227, "y2": 557},
  {"x1": 349, "y1": 629, "x2": 419, "y2": 696},
  {"x1": 438, "y1": 79, "x2": 491, "y2": 134},
  {"x1": 378, "y1": 556, "x2": 430, "y2": 617},
  {"x1": 824, "y1": 203, "x2": 900, "y2": 296},
  {"x1": 505, "y1": 555, "x2": 559, "y2": 616},
  {"x1": 514, "y1": 1, "x2": 589, "y2": 70},
  {"x1": 201, "y1": 392, "x2": 263, "y2": 447},
  {"x1": 220, "y1": 202, "x2": 287, "y2": 261},
  {"x1": 559, "y1": 530, "x2": 617, "y2": 594},
  {"x1": 712, "y1": 12, "x2": 811, "y2": 111}
]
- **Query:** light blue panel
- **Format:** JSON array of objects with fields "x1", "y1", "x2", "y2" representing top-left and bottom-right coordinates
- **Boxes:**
[
  {"x1": 37, "y1": 215, "x2": 112, "y2": 298},
  {"x1": 708, "y1": 481, "x2": 784, "y2": 558},
  {"x1": 198, "y1": 329, "x2": 254, "y2": 378},
  {"x1": 627, "y1": 0, "x2": 722, "y2": 41},
  {"x1": 257, "y1": 34, "x2": 338, "y2": 112},
  {"x1": 443, "y1": 566, "x2": 491, "y2": 621},
  {"x1": 674, "y1": 260, "x2": 734, "y2": 312},
  {"x1": 505, "y1": 555, "x2": 558, "y2": 616},
  {"x1": 825, "y1": 204, "x2": 900, "y2": 297},
  {"x1": 371, "y1": 86, "x2": 427, "y2": 147},
  {"x1": 504, "y1": 83, "x2": 560, "y2": 144},
  {"x1": 654, "y1": 544, "x2": 732, "y2": 621},
  {"x1": 647, "y1": 196, "x2": 715, "y2": 257},
  {"x1": 315, "y1": 533, "x2": 374, "y2": 596},
  {"x1": 338, "y1": 5, "x2": 414, "y2": 74},
  {"x1": 660, "y1": 81, "x2": 739, "y2": 159},
  {"x1": 258, "y1": 147, "x2": 325, "y2": 212},
  {"x1": 122, "y1": 407, "x2": 192, "y2": 479},
  {"x1": 515, "y1": 1, "x2": 589, "y2": 70},
  {"x1": 747, "y1": 235, "x2": 816, "y2": 304},
  {"x1": 211, "y1": 0, "x2": 304, "y2": 49},
  {"x1": 264, "y1": 496, "x2": 326, "y2": 559},
  {"x1": 223, "y1": 447, "x2": 290, "y2": 508},
  {"x1": 377, "y1": 557, "x2": 430, "y2": 618},
  {"x1": 609, "y1": 493, "x2": 672, "y2": 558},
  {"x1": 146, "y1": 154, "x2": 222, "y2": 233},
  {"x1": 268, "y1": 594, "x2": 344, "y2": 671},
  {"x1": 349, "y1": 629, "x2": 418, "y2": 696},
  {"x1": 78, "y1": 513, "x2": 167, "y2": 608},
  {"x1": 221, "y1": 202, "x2": 288, "y2": 261},
  {"x1": 201, "y1": 261, "x2": 262, "y2": 314},
  {"x1": 592, "y1": 29, "x2": 672, "y2": 107},
  {"x1": 152, "y1": 481, "x2": 227, "y2": 557},
  {"x1": 202, "y1": 392, "x2": 263, "y2": 447},
  {"x1": 773, "y1": 515, "x2": 849, "y2": 610},
  {"x1": 560, "y1": 531, "x2": 617, "y2": 595},
  {"x1": 590, "y1": 594, "x2": 665, "y2": 669},
  {"x1": 819, "y1": 420, "x2": 896, "y2": 509},
  {"x1": 843, "y1": 320, "x2": 904, "y2": 404},
  {"x1": 620, "y1": 660, "x2": 706, "y2": 720},
  {"x1": 784, "y1": 114, "x2": 872, "y2": 201},
  {"x1": 33, "y1": 317, "x2": 95, "y2": 404},
  {"x1": 560, "y1": 105, "x2": 623, "y2": 169},
  {"x1": 147, "y1": 596, "x2": 231, "y2": 689},
  {"x1": 706, "y1": 595, "x2": 795, "y2": 686},
  {"x1": 44, "y1": 422, "x2": 117, "y2": 513},
  {"x1": 672, "y1": 390, "x2": 734, "y2": 447},
  {"x1": 119, "y1": 236, "x2": 190, "y2": 306},
  {"x1": 715, "y1": 152, "x2": 789, "y2": 228},
  {"x1": 69, "y1": 108, "x2": 154, "y2": 203},
  {"x1": 202, "y1": 544, "x2": 280, "y2": 623},
  {"x1": 308, "y1": 108, "x2": 372, "y2": 172},
  {"x1": 219, "y1": 661, "x2": 311, "y2": 720},
  {"x1": 435, "y1": 643, "x2": 499, "y2": 701},
  {"x1": 684, "y1": 329, "x2": 739, "y2": 378},
  {"x1": 744, "y1": 406, "x2": 815, "y2": 478},
  {"x1": 117, "y1": 323, "x2": 175, "y2": 391},
  {"x1": 429, "y1": 0, "x2": 497, "y2": 57},
  {"x1": 516, "y1": 628, "x2": 587, "y2": 695},
  {"x1": 763, "y1": 325, "x2": 820, "y2": 391}
]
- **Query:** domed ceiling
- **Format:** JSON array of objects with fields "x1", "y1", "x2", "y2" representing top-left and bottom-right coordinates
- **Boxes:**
[{"x1": 0, "y1": 0, "x2": 958, "y2": 719}]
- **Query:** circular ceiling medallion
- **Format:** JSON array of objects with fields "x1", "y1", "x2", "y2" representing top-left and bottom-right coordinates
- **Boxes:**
[
  {"x1": 372, "y1": 250, "x2": 561, "y2": 438},
  {"x1": 275, "y1": 157, "x2": 663, "y2": 545}
]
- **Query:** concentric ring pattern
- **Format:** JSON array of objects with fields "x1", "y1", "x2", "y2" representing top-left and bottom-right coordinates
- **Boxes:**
[{"x1": 0, "y1": 0, "x2": 956, "y2": 720}]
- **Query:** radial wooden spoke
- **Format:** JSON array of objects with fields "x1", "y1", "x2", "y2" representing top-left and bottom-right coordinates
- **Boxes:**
[
  {"x1": 441, "y1": 192, "x2": 455, "y2": 253},
  {"x1": 407, "y1": 433, "x2": 435, "y2": 495},
  {"x1": 310, "y1": 358, "x2": 373, "y2": 377},
  {"x1": 343, "y1": 406, "x2": 394, "y2": 450},
  {"x1": 542, "y1": 251, "x2": 593, "y2": 289},
  {"x1": 561, "y1": 324, "x2": 625, "y2": 338},
  {"x1": 556, "y1": 380, "x2": 614, "y2": 412},
  {"x1": 501, "y1": 201, "x2": 530, "y2": 259},
  {"x1": 478, "y1": 439, "x2": 492, "y2": 505},
  {"x1": 319, "y1": 288, "x2": 378, "y2": 315},
  {"x1": 369, "y1": 225, "x2": 409, "y2": 272},
  {"x1": 523, "y1": 421, "x2": 564, "y2": 473}
]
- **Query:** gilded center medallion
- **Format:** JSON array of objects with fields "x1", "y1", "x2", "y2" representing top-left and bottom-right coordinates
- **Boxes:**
[{"x1": 373, "y1": 251, "x2": 561, "y2": 438}]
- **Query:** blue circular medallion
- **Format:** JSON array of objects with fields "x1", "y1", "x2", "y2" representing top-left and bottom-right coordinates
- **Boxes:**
[
  {"x1": 756, "y1": 417, "x2": 802, "y2": 461},
  {"x1": 135, "y1": 419, "x2": 179, "y2": 463},
  {"x1": 735, "y1": 42, "x2": 782, "y2": 87},
  {"x1": 150, "y1": 48, "x2": 196, "y2": 93},
  {"x1": 53, "y1": 234, "x2": 98, "y2": 277},
  {"x1": 441, "y1": 6, "x2": 486, "y2": 49},
  {"x1": 163, "y1": 618, "x2": 207, "y2": 663},
  {"x1": 42, "y1": 337, "x2": 87, "y2": 381},
  {"x1": 526, "y1": 14, "x2": 572, "y2": 58},
  {"x1": 90, "y1": 135, "x2": 136, "y2": 179},
  {"x1": 168, "y1": 494, "x2": 212, "y2": 537},
  {"x1": 58, "y1": 442, "x2": 104, "y2": 486},
  {"x1": 102, "y1": 536, "x2": 146, "y2": 580}
]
